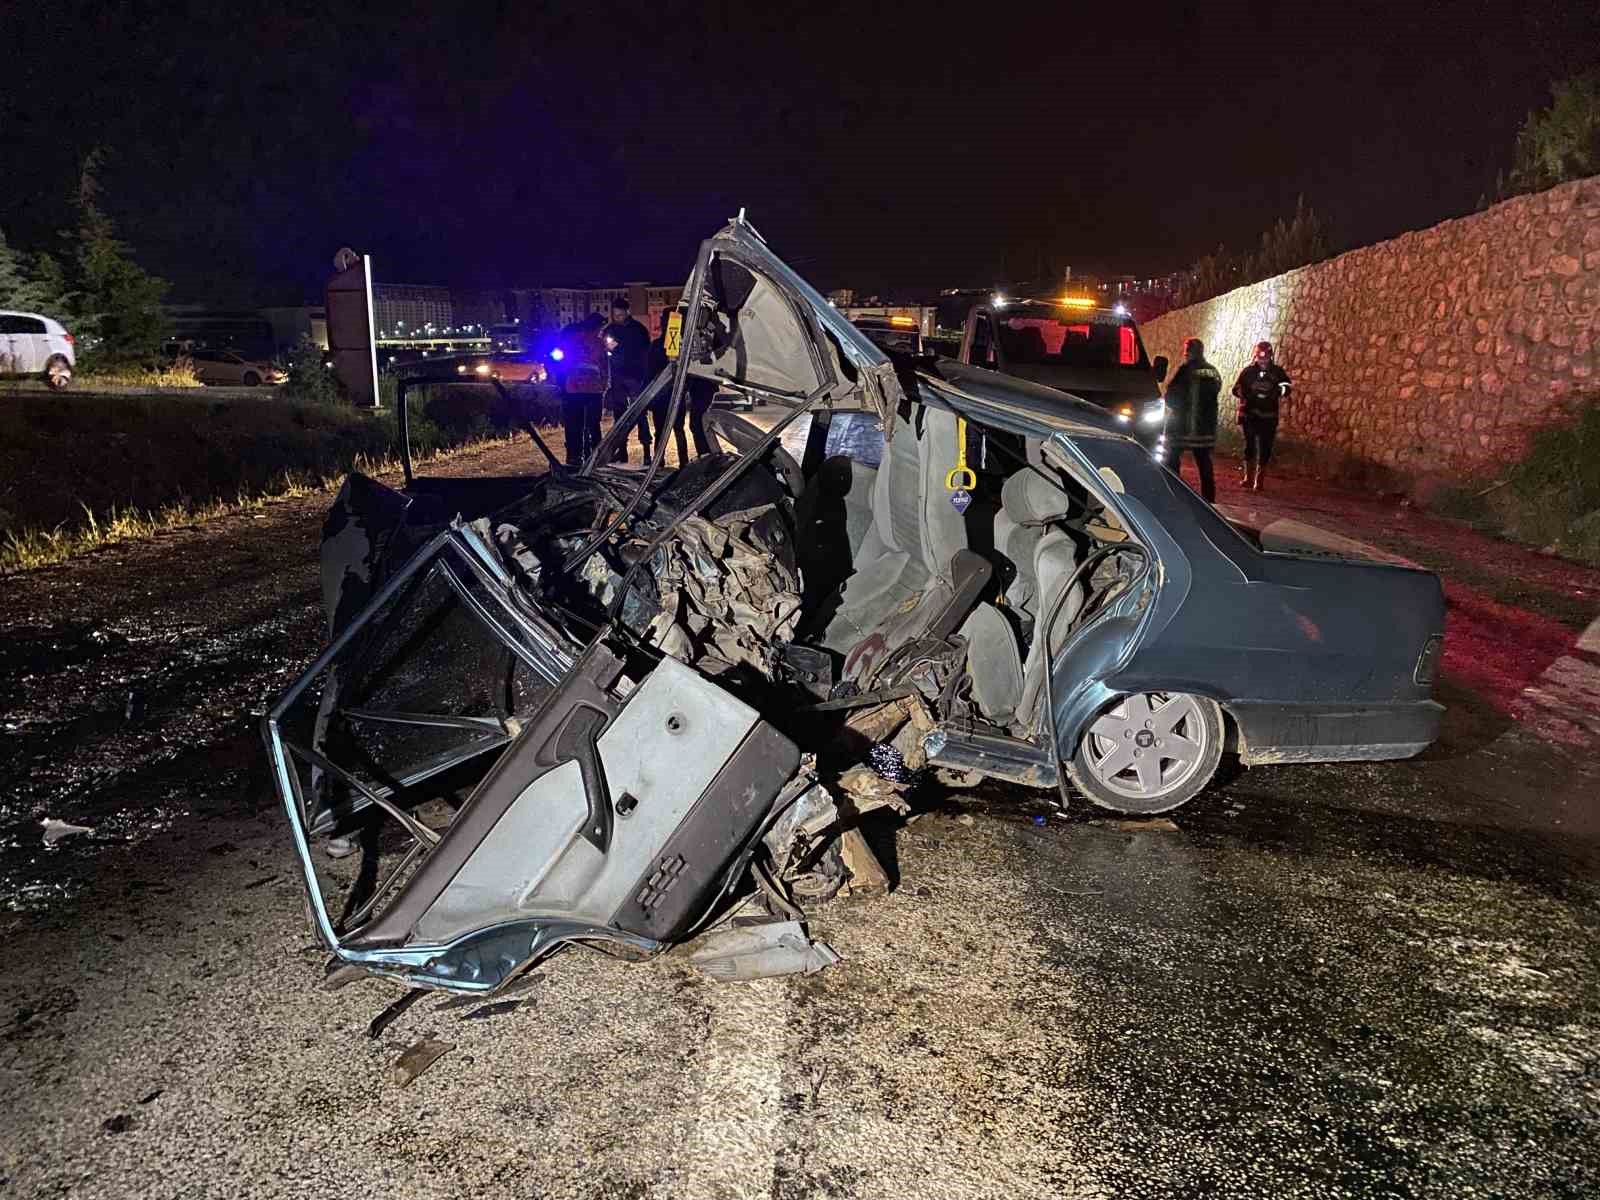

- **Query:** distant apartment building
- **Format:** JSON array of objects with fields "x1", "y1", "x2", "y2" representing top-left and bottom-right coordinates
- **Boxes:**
[
  {"x1": 372, "y1": 283, "x2": 453, "y2": 339},
  {"x1": 511, "y1": 282, "x2": 684, "y2": 335},
  {"x1": 450, "y1": 289, "x2": 511, "y2": 332}
]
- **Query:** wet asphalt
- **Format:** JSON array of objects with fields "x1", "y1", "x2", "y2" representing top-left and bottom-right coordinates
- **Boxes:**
[{"x1": 2, "y1": 438, "x2": 1598, "y2": 1198}]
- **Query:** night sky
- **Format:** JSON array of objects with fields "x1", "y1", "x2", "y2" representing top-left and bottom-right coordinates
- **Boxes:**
[{"x1": 3, "y1": 0, "x2": 1595, "y2": 304}]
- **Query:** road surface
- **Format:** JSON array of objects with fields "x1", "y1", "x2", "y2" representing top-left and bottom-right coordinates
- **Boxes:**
[{"x1": 3, "y1": 431, "x2": 1598, "y2": 1198}]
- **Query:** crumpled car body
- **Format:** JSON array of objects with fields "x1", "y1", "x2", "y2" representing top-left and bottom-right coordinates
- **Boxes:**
[{"x1": 263, "y1": 218, "x2": 1445, "y2": 994}]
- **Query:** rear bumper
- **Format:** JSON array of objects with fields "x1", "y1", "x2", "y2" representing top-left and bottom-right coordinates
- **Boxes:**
[{"x1": 1228, "y1": 698, "x2": 1444, "y2": 765}]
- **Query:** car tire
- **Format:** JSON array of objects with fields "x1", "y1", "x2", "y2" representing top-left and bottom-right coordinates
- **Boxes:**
[
  {"x1": 242, "y1": 371, "x2": 261, "y2": 387},
  {"x1": 45, "y1": 355, "x2": 72, "y2": 392},
  {"x1": 1066, "y1": 691, "x2": 1224, "y2": 815}
]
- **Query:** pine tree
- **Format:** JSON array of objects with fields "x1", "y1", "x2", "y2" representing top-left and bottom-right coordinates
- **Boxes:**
[
  {"x1": 71, "y1": 151, "x2": 170, "y2": 364},
  {"x1": 1499, "y1": 70, "x2": 1600, "y2": 199},
  {"x1": 0, "y1": 227, "x2": 63, "y2": 314}
]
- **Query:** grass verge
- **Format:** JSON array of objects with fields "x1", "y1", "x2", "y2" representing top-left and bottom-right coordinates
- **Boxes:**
[
  {"x1": 1431, "y1": 399, "x2": 1600, "y2": 566},
  {"x1": 77, "y1": 361, "x2": 203, "y2": 389},
  {"x1": 0, "y1": 383, "x2": 557, "y2": 574},
  {"x1": 0, "y1": 434, "x2": 518, "y2": 573}
]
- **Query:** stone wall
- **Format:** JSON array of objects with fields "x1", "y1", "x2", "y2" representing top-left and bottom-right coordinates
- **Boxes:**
[{"x1": 1139, "y1": 176, "x2": 1600, "y2": 478}]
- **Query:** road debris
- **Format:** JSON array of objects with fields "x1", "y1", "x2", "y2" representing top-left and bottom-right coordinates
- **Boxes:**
[
  {"x1": 389, "y1": 1038, "x2": 453, "y2": 1088},
  {"x1": 839, "y1": 828, "x2": 891, "y2": 898},
  {"x1": 689, "y1": 922, "x2": 841, "y2": 981},
  {"x1": 460, "y1": 999, "x2": 523, "y2": 1021},
  {"x1": 1091, "y1": 817, "x2": 1181, "y2": 833},
  {"x1": 40, "y1": 818, "x2": 92, "y2": 846},
  {"x1": 367, "y1": 989, "x2": 425, "y2": 1040}
]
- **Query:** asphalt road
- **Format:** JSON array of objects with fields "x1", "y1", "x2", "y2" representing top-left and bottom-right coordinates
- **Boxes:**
[{"x1": 3, "y1": 433, "x2": 1599, "y2": 1198}]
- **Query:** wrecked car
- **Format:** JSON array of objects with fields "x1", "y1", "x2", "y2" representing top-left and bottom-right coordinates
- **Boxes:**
[{"x1": 262, "y1": 218, "x2": 1446, "y2": 995}]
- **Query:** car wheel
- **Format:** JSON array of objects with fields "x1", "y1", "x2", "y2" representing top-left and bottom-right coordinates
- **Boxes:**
[
  {"x1": 242, "y1": 371, "x2": 261, "y2": 387},
  {"x1": 45, "y1": 356, "x2": 72, "y2": 391},
  {"x1": 1067, "y1": 692, "x2": 1223, "y2": 814}
]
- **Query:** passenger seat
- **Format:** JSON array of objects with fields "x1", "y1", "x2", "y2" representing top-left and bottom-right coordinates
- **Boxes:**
[{"x1": 979, "y1": 467, "x2": 1089, "y2": 730}]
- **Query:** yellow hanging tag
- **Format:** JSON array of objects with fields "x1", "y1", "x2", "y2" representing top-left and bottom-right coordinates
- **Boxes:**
[{"x1": 944, "y1": 414, "x2": 976, "y2": 491}]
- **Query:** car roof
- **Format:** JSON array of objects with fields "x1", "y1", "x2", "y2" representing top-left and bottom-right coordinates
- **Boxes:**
[
  {"x1": 0, "y1": 310, "x2": 67, "y2": 331},
  {"x1": 991, "y1": 298, "x2": 1130, "y2": 323}
]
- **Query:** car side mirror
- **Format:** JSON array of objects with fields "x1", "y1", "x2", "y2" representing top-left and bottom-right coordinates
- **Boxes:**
[{"x1": 1152, "y1": 355, "x2": 1168, "y2": 384}]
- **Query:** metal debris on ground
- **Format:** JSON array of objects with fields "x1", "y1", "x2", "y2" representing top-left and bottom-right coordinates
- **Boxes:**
[
  {"x1": 389, "y1": 1038, "x2": 454, "y2": 1088},
  {"x1": 689, "y1": 921, "x2": 841, "y2": 981},
  {"x1": 40, "y1": 818, "x2": 93, "y2": 846},
  {"x1": 460, "y1": 999, "x2": 523, "y2": 1021},
  {"x1": 366, "y1": 988, "x2": 425, "y2": 1040}
]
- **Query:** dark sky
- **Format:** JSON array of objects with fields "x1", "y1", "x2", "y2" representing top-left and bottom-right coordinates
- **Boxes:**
[{"x1": 3, "y1": 0, "x2": 1595, "y2": 305}]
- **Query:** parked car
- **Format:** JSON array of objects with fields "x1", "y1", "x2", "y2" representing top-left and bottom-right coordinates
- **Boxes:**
[
  {"x1": 262, "y1": 219, "x2": 1446, "y2": 997},
  {"x1": 190, "y1": 349, "x2": 286, "y2": 387},
  {"x1": 959, "y1": 297, "x2": 1168, "y2": 457},
  {"x1": 0, "y1": 310, "x2": 75, "y2": 390},
  {"x1": 454, "y1": 351, "x2": 547, "y2": 384}
]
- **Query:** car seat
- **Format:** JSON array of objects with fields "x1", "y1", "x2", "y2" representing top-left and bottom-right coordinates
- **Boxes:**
[
  {"x1": 820, "y1": 407, "x2": 980, "y2": 680},
  {"x1": 976, "y1": 466, "x2": 1089, "y2": 729}
]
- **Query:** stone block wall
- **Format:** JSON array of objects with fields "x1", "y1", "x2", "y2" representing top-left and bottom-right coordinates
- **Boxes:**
[{"x1": 1139, "y1": 176, "x2": 1600, "y2": 477}]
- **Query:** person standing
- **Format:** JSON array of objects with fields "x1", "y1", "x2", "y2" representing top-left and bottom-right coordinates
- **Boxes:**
[
  {"x1": 1162, "y1": 336, "x2": 1223, "y2": 503},
  {"x1": 1232, "y1": 340, "x2": 1292, "y2": 492},
  {"x1": 603, "y1": 297, "x2": 651, "y2": 463},
  {"x1": 558, "y1": 313, "x2": 607, "y2": 467}
]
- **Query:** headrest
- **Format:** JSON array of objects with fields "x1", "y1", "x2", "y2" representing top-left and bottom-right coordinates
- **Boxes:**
[{"x1": 1000, "y1": 469, "x2": 1069, "y2": 524}]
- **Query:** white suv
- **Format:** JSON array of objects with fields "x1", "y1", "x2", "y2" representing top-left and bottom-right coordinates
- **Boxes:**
[{"x1": 0, "y1": 310, "x2": 75, "y2": 390}]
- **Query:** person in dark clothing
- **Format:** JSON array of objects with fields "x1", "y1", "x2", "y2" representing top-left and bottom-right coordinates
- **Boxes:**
[
  {"x1": 647, "y1": 312, "x2": 690, "y2": 465},
  {"x1": 1231, "y1": 340, "x2": 1292, "y2": 492},
  {"x1": 686, "y1": 374, "x2": 716, "y2": 459},
  {"x1": 1162, "y1": 336, "x2": 1223, "y2": 503},
  {"x1": 558, "y1": 313, "x2": 607, "y2": 467},
  {"x1": 603, "y1": 297, "x2": 651, "y2": 462}
]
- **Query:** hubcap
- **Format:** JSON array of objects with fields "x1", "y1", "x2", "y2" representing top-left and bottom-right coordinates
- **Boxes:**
[{"x1": 1084, "y1": 692, "x2": 1209, "y2": 800}]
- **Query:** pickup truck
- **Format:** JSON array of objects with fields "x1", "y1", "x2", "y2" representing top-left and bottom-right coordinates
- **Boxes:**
[{"x1": 957, "y1": 297, "x2": 1169, "y2": 457}]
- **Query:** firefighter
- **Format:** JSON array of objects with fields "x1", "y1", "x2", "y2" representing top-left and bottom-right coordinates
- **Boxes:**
[
  {"x1": 1232, "y1": 340, "x2": 1292, "y2": 491},
  {"x1": 1163, "y1": 336, "x2": 1223, "y2": 503}
]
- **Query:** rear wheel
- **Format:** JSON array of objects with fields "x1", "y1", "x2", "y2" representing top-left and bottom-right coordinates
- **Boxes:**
[
  {"x1": 45, "y1": 356, "x2": 72, "y2": 391},
  {"x1": 1067, "y1": 692, "x2": 1223, "y2": 814}
]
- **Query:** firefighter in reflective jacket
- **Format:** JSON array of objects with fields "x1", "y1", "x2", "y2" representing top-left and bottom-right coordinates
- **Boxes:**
[
  {"x1": 1163, "y1": 336, "x2": 1223, "y2": 503},
  {"x1": 1232, "y1": 340, "x2": 1292, "y2": 492}
]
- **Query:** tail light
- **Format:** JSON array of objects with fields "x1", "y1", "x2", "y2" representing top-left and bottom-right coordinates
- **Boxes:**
[
  {"x1": 1118, "y1": 325, "x2": 1137, "y2": 365},
  {"x1": 64, "y1": 333, "x2": 75, "y2": 346}
]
